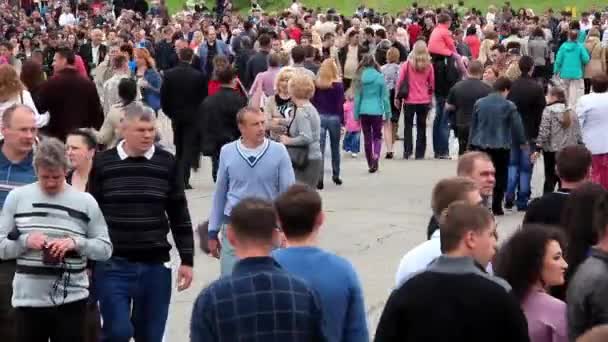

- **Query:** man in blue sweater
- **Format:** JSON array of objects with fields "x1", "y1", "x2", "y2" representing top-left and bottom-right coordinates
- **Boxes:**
[
  {"x1": 207, "y1": 106, "x2": 295, "y2": 276},
  {"x1": 273, "y1": 184, "x2": 369, "y2": 342}
]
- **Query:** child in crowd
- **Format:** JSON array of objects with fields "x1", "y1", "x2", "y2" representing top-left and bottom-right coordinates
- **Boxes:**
[{"x1": 342, "y1": 89, "x2": 360, "y2": 157}]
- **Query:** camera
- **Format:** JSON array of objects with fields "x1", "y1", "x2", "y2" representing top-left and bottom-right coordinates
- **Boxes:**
[{"x1": 42, "y1": 245, "x2": 61, "y2": 265}]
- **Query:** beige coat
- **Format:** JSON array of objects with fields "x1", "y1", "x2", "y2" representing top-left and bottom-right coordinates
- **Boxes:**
[{"x1": 584, "y1": 37, "x2": 606, "y2": 78}]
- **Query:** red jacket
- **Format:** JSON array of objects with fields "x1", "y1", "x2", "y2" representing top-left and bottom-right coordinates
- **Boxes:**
[
  {"x1": 464, "y1": 35, "x2": 481, "y2": 59},
  {"x1": 428, "y1": 23, "x2": 456, "y2": 56},
  {"x1": 408, "y1": 23, "x2": 421, "y2": 43}
]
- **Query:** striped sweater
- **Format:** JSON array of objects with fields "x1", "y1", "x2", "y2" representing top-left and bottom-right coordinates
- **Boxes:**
[
  {"x1": 0, "y1": 183, "x2": 112, "y2": 307},
  {"x1": 88, "y1": 146, "x2": 194, "y2": 266}
]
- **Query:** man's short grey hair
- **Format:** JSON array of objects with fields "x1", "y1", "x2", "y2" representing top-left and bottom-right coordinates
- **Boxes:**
[
  {"x1": 2, "y1": 104, "x2": 34, "y2": 129},
  {"x1": 123, "y1": 103, "x2": 156, "y2": 122},
  {"x1": 34, "y1": 138, "x2": 69, "y2": 171},
  {"x1": 236, "y1": 106, "x2": 262, "y2": 124}
]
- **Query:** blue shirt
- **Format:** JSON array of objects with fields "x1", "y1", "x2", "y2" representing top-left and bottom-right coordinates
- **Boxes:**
[
  {"x1": 273, "y1": 246, "x2": 369, "y2": 342},
  {"x1": 0, "y1": 146, "x2": 36, "y2": 209},
  {"x1": 190, "y1": 256, "x2": 327, "y2": 342}
]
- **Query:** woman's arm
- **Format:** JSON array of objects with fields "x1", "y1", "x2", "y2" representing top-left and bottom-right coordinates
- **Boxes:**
[{"x1": 286, "y1": 109, "x2": 313, "y2": 146}]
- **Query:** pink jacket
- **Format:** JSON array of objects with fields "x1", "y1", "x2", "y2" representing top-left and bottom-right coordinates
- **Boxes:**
[
  {"x1": 395, "y1": 62, "x2": 435, "y2": 104},
  {"x1": 343, "y1": 100, "x2": 360, "y2": 132},
  {"x1": 428, "y1": 24, "x2": 456, "y2": 56}
]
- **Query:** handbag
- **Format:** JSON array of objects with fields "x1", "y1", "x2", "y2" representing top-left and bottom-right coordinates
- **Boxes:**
[
  {"x1": 396, "y1": 62, "x2": 410, "y2": 100},
  {"x1": 285, "y1": 110, "x2": 309, "y2": 170}
]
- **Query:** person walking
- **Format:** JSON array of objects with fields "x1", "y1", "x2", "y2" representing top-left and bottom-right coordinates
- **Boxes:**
[
  {"x1": 395, "y1": 40, "x2": 434, "y2": 160},
  {"x1": 0, "y1": 137, "x2": 112, "y2": 342},
  {"x1": 191, "y1": 198, "x2": 327, "y2": 342},
  {"x1": 160, "y1": 47, "x2": 207, "y2": 189},
  {"x1": 583, "y1": 28, "x2": 605, "y2": 94},
  {"x1": 89, "y1": 104, "x2": 194, "y2": 342},
  {"x1": 97, "y1": 78, "x2": 141, "y2": 148},
  {"x1": 527, "y1": 27, "x2": 551, "y2": 82},
  {"x1": 101, "y1": 55, "x2": 131, "y2": 116},
  {"x1": 534, "y1": 86, "x2": 582, "y2": 193},
  {"x1": 380, "y1": 47, "x2": 400, "y2": 159},
  {"x1": 281, "y1": 72, "x2": 322, "y2": 187},
  {"x1": 0, "y1": 64, "x2": 47, "y2": 136},
  {"x1": 312, "y1": 58, "x2": 344, "y2": 189},
  {"x1": 264, "y1": 67, "x2": 296, "y2": 141},
  {"x1": 354, "y1": 55, "x2": 392, "y2": 173},
  {"x1": 494, "y1": 225, "x2": 568, "y2": 342},
  {"x1": 207, "y1": 107, "x2": 295, "y2": 276},
  {"x1": 469, "y1": 77, "x2": 527, "y2": 215},
  {"x1": 133, "y1": 48, "x2": 162, "y2": 114},
  {"x1": 554, "y1": 30, "x2": 589, "y2": 108},
  {"x1": 576, "y1": 74, "x2": 608, "y2": 189},
  {"x1": 338, "y1": 30, "x2": 362, "y2": 90}
]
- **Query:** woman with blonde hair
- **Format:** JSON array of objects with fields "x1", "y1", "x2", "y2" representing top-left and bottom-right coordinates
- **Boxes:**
[
  {"x1": 133, "y1": 48, "x2": 162, "y2": 113},
  {"x1": 478, "y1": 33, "x2": 497, "y2": 66},
  {"x1": 312, "y1": 58, "x2": 345, "y2": 189},
  {"x1": 0, "y1": 64, "x2": 47, "y2": 135},
  {"x1": 264, "y1": 67, "x2": 296, "y2": 140},
  {"x1": 584, "y1": 28, "x2": 605, "y2": 94},
  {"x1": 281, "y1": 72, "x2": 322, "y2": 186},
  {"x1": 381, "y1": 47, "x2": 401, "y2": 159},
  {"x1": 190, "y1": 31, "x2": 204, "y2": 52},
  {"x1": 395, "y1": 40, "x2": 434, "y2": 160}
]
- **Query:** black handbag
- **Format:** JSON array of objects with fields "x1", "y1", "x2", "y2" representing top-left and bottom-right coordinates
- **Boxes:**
[
  {"x1": 396, "y1": 62, "x2": 410, "y2": 100},
  {"x1": 285, "y1": 110, "x2": 309, "y2": 170}
]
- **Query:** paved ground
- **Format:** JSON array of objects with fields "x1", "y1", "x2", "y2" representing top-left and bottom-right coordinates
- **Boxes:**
[{"x1": 161, "y1": 130, "x2": 547, "y2": 340}]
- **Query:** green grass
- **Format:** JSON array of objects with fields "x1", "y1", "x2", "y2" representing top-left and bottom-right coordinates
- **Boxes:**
[{"x1": 166, "y1": 0, "x2": 595, "y2": 17}]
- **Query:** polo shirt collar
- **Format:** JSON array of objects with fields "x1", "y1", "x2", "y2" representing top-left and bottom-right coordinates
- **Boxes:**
[
  {"x1": 233, "y1": 256, "x2": 281, "y2": 275},
  {"x1": 117, "y1": 140, "x2": 155, "y2": 160}
]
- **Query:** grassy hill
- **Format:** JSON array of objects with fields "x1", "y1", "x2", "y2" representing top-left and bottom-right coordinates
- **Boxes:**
[{"x1": 166, "y1": 0, "x2": 594, "y2": 17}]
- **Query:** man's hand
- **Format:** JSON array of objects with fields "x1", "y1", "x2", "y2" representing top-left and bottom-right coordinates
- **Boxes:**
[
  {"x1": 177, "y1": 265, "x2": 193, "y2": 291},
  {"x1": 26, "y1": 232, "x2": 48, "y2": 250},
  {"x1": 47, "y1": 237, "x2": 76, "y2": 259},
  {"x1": 208, "y1": 238, "x2": 221, "y2": 259},
  {"x1": 279, "y1": 135, "x2": 290, "y2": 145}
]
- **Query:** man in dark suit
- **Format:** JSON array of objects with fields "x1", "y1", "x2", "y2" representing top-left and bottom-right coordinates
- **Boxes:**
[
  {"x1": 79, "y1": 28, "x2": 107, "y2": 76},
  {"x1": 160, "y1": 47, "x2": 207, "y2": 189},
  {"x1": 172, "y1": 38, "x2": 202, "y2": 72},
  {"x1": 199, "y1": 65, "x2": 247, "y2": 182},
  {"x1": 38, "y1": 47, "x2": 103, "y2": 141}
]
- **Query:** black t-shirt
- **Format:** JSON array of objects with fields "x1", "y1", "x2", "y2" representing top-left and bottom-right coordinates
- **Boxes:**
[
  {"x1": 275, "y1": 95, "x2": 295, "y2": 119},
  {"x1": 447, "y1": 78, "x2": 492, "y2": 127},
  {"x1": 206, "y1": 41, "x2": 217, "y2": 76}
]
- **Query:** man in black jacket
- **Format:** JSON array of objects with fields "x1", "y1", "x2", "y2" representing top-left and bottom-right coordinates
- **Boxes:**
[
  {"x1": 160, "y1": 48, "x2": 207, "y2": 189},
  {"x1": 155, "y1": 27, "x2": 177, "y2": 71},
  {"x1": 506, "y1": 56, "x2": 546, "y2": 211},
  {"x1": 199, "y1": 65, "x2": 247, "y2": 182},
  {"x1": 79, "y1": 29, "x2": 107, "y2": 76},
  {"x1": 376, "y1": 202, "x2": 529, "y2": 342},
  {"x1": 245, "y1": 33, "x2": 271, "y2": 89}
]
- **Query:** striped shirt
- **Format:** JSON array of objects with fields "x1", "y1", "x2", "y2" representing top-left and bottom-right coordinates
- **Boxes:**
[
  {"x1": 0, "y1": 146, "x2": 36, "y2": 209},
  {"x1": 0, "y1": 183, "x2": 112, "y2": 307},
  {"x1": 88, "y1": 143, "x2": 194, "y2": 266}
]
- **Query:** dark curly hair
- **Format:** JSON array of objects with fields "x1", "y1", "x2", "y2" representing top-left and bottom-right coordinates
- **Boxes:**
[{"x1": 494, "y1": 224, "x2": 566, "y2": 302}]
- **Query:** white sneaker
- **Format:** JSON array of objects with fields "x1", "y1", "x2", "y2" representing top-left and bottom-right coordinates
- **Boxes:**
[{"x1": 351, "y1": 153, "x2": 358, "y2": 158}]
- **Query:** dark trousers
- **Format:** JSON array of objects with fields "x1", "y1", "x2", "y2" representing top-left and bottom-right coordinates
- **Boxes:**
[
  {"x1": 172, "y1": 121, "x2": 197, "y2": 186},
  {"x1": 16, "y1": 299, "x2": 87, "y2": 342},
  {"x1": 403, "y1": 103, "x2": 429, "y2": 159},
  {"x1": 543, "y1": 151, "x2": 560, "y2": 194},
  {"x1": 211, "y1": 150, "x2": 220, "y2": 183},
  {"x1": 0, "y1": 261, "x2": 16, "y2": 342},
  {"x1": 473, "y1": 146, "x2": 510, "y2": 213},
  {"x1": 584, "y1": 78, "x2": 592, "y2": 94},
  {"x1": 455, "y1": 125, "x2": 469, "y2": 156},
  {"x1": 360, "y1": 115, "x2": 384, "y2": 168}
]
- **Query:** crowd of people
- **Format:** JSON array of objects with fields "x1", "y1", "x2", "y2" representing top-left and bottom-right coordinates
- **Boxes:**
[{"x1": 0, "y1": 0, "x2": 606, "y2": 341}]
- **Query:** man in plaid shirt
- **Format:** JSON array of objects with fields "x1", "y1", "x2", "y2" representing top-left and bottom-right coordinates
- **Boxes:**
[{"x1": 190, "y1": 197, "x2": 327, "y2": 342}]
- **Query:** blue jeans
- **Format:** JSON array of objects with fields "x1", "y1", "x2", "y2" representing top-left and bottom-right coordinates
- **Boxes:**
[
  {"x1": 506, "y1": 146, "x2": 533, "y2": 209},
  {"x1": 432, "y1": 95, "x2": 449, "y2": 157},
  {"x1": 343, "y1": 132, "x2": 360, "y2": 153},
  {"x1": 95, "y1": 257, "x2": 171, "y2": 342},
  {"x1": 319, "y1": 114, "x2": 342, "y2": 179}
]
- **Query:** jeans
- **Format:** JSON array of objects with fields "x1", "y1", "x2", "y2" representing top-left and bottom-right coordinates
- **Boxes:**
[
  {"x1": 506, "y1": 146, "x2": 533, "y2": 209},
  {"x1": 360, "y1": 115, "x2": 384, "y2": 169},
  {"x1": 0, "y1": 261, "x2": 16, "y2": 342},
  {"x1": 219, "y1": 216, "x2": 237, "y2": 277},
  {"x1": 319, "y1": 114, "x2": 341, "y2": 179},
  {"x1": 403, "y1": 103, "x2": 429, "y2": 159},
  {"x1": 343, "y1": 132, "x2": 360, "y2": 153},
  {"x1": 432, "y1": 95, "x2": 449, "y2": 157},
  {"x1": 16, "y1": 299, "x2": 87, "y2": 342},
  {"x1": 95, "y1": 257, "x2": 171, "y2": 342}
]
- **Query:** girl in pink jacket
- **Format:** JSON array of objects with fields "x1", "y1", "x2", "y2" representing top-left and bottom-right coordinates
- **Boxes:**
[{"x1": 343, "y1": 91, "x2": 360, "y2": 156}]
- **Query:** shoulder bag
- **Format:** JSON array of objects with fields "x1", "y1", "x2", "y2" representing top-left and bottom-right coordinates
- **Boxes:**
[
  {"x1": 285, "y1": 109, "x2": 309, "y2": 170},
  {"x1": 396, "y1": 62, "x2": 410, "y2": 100}
]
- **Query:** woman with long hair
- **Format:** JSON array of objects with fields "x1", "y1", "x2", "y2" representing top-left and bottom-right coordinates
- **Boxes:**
[
  {"x1": 380, "y1": 47, "x2": 400, "y2": 159},
  {"x1": 0, "y1": 64, "x2": 46, "y2": 135},
  {"x1": 395, "y1": 41, "x2": 434, "y2": 160},
  {"x1": 478, "y1": 31, "x2": 498, "y2": 66},
  {"x1": 535, "y1": 86, "x2": 582, "y2": 193},
  {"x1": 354, "y1": 54, "x2": 392, "y2": 173},
  {"x1": 97, "y1": 78, "x2": 140, "y2": 148},
  {"x1": 20, "y1": 59, "x2": 45, "y2": 109},
  {"x1": 495, "y1": 224, "x2": 568, "y2": 342},
  {"x1": 265, "y1": 67, "x2": 296, "y2": 141},
  {"x1": 133, "y1": 47, "x2": 161, "y2": 113},
  {"x1": 312, "y1": 58, "x2": 345, "y2": 189},
  {"x1": 190, "y1": 30, "x2": 204, "y2": 52}
]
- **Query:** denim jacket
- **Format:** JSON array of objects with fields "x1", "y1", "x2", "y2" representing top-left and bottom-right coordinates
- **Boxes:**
[
  {"x1": 139, "y1": 68, "x2": 162, "y2": 111},
  {"x1": 468, "y1": 93, "x2": 526, "y2": 149}
]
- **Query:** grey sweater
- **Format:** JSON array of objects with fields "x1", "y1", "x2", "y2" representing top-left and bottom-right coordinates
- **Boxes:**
[
  {"x1": 287, "y1": 102, "x2": 322, "y2": 160},
  {"x1": 0, "y1": 183, "x2": 112, "y2": 307}
]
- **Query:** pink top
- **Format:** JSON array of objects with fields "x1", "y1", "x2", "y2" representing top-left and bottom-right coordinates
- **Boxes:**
[
  {"x1": 428, "y1": 23, "x2": 456, "y2": 56},
  {"x1": 521, "y1": 290, "x2": 568, "y2": 342},
  {"x1": 74, "y1": 55, "x2": 88, "y2": 78},
  {"x1": 343, "y1": 100, "x2": 360, "y2": 132},
  {"x1": 395, "y1": 61, "x2": 435, "y2": 104},
  {"x1": 464, "y1": 35, "x2": 481, "y2": 59}
]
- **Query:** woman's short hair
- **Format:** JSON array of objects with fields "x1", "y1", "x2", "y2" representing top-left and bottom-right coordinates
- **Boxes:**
[
  {"x1": 274, "y1": 66, "x2": 296, "y2": 92},
  {"x1": 268, "y1": 52, "x2": 281, "y2": 68},
  {"x1": 67, "y1": 128, "x2": 97, "y2": 150},
  {"x1": 494, "y1": 224, "x2": 566, "y2": 301},
  {"x1": 133, "y1": 47, "x2": 155, "y2": 69},
  {"x1": 386, "y1": 47, "x2": 400, "y2": 64},
  {"x1": 34, "y1": 137, "x2": 69, "y2": 171},
  {"x1": 0, "y1": 64, "x2": 23, "y2": 100},
  {"x1": 288, "y1": 72, "x2": 315, "y2": 100}
]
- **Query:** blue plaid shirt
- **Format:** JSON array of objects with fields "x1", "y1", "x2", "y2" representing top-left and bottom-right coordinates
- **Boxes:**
[{"x1": 190, "y1": 256, "x2": 327, "y2": 342}]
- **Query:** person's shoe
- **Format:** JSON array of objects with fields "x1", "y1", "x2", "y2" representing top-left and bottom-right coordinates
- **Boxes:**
[
  {"x1": 317, "y1": 181, "x2": 324, "y2": 190},
  {"x1": 403, "y1": 153, "x2": 411, "y2": 160},
  {"x1": 517, "y1": 207, "x2": 528, "y2": 212},
  {"x1": 368, "y1": 166, "x2": 378, "y2": 173},
  {"x1": 492, "y1": 207, "x2": 505, "y2": 216},
  {"x1": 385, "y1": 152, "x2": 394, "y2": 159},
  {"x1": 332, "y1": 176, "x2": 343, "y2": 185},
  {"x1": 351, "y1": 153, "x2": 358, "y2": 158},
  {"x1": 504, "y1": 198, "x2": 514, "y2": 210},
  {"x1": 185, "y1": 183, "x2": 193, "y2": 190},
  {"x1": 436, "y1": 154, "x2": 451, "y2": 160}
]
